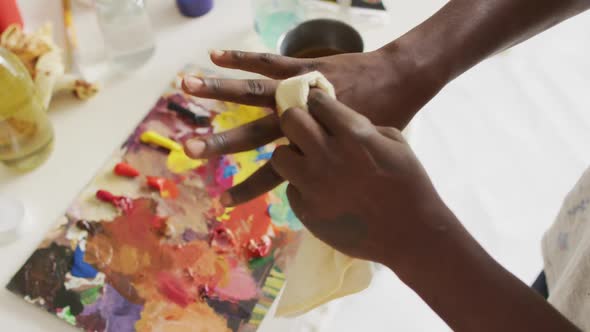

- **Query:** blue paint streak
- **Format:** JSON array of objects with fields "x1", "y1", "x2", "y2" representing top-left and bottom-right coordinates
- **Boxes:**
[
  {"x1": 71, "y1": 245, "x2": 98, "y2": 278},
  {"x1": 222, "y1": 165, "x2": 239, "y2": 178},
  {"x1": 255, "y1": 152, "x2": 273, "y2": 162}
]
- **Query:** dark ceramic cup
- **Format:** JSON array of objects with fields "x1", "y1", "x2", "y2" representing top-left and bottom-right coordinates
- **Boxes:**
[{"x1": 278, "y1": 18, "x2": 364, "y2": 58}]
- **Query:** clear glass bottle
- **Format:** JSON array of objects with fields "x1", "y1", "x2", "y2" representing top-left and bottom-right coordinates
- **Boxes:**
[
  {"x1": 0, "y1": 47, "x2": 54, "y2": 171},
  {"x1": 252, "y1": 0, "x2": 303, "y2": 50},
  {"x1": 95, "y1": 0, "x2": 155, "y2": 71}
]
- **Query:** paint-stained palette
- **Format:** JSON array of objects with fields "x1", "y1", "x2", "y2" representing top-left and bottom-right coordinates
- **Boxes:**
[{"x1": 6, "y1": 65, "x2": 303, "y2": 332}]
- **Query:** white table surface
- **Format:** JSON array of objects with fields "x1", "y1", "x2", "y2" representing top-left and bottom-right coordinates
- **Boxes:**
[{"x1": 2, "y1": 0, "x2": 590, "y2": 331}]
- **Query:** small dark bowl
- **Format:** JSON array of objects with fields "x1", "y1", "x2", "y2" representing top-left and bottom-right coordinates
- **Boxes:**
[{"x1": 278, "y1": 19, "x2": 364, "y2": 58}]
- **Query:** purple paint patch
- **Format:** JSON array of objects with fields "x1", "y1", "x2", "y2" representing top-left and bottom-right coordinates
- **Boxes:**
[
  {"x1": 182, "y1": 228, "x2": 199, "y2": 242},
  {"x1": 77, "y1": 312, "x2": 106, "y2": 331},
  {"x1": 80, "y1": 285, "x2": 142, "y2": 332}
]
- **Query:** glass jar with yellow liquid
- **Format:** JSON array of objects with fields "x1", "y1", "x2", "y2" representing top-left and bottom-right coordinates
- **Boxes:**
[{"x1": 0, "y1": 47, "x2": 54, "y2": 171}]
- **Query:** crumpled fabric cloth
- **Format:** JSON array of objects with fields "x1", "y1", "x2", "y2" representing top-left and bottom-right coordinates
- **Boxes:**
[{"x1": 274, "y1": 71, "x2": 374, "y2": 317}]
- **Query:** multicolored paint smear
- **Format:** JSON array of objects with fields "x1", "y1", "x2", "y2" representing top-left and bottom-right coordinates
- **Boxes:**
[{"x1": 6, "y1": 66, "x2": 302, "y2": 332}]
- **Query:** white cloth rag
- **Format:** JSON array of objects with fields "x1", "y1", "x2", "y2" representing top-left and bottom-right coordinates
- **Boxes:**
[{"x1": 274, "y1": 71, "x2": 374, "y2": 317}]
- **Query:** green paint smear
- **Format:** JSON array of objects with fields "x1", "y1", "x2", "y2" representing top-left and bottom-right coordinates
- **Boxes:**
[
  {"x1": 269, "y1": 183, "x2": 302, "y2": 230},
  {"x1": 248, "y1": 253, "x2": 274, "y2": 271},
  {"x1": 59, "y1": 306, "x2": 77, "y2": 326},
  {"x1": 80, "y1": 286, "x2": 103, "y2": 305}
]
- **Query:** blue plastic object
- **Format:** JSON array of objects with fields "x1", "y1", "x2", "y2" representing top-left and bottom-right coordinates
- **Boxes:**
[
  {"x1": 176, "y1": 0, "x2": 213, "y2": 17},
  {"x1": 71, "y1": 245, "x2": 99, "y2": 278}
]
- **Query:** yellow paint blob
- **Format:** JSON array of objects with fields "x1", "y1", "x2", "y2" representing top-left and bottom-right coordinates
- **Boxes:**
[
  {"x1": 140, "y1": 130, "x2": 204, "y2": 174},
  {"x1": 213, "y1": 104, "x2": 271, "y2": 184},
  {"x1": 166, "y1": 152, "x2": 204, "y2": 174}
]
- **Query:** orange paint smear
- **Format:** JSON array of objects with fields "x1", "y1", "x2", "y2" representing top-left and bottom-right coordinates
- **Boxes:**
[
  {"x1": 85, "y1": 197, "x2": 259, "y2": 311},
  {"x1": 146, "y1": 176, "x2": 179, "y2": 199},
  {"x1": 223, "y1": 195, "x2": 272, "y2": 246}
]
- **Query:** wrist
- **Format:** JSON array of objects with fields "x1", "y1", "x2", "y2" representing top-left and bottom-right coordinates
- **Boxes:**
[
  {"x1": 380, "y1": 31, "x2": 454, "y2": 92},
  {"x1": 365, "y1": 43, "x2": 447, "y2": 128},
  {"x1": 382, "y1": 197, "x2": 464, "y2": 275},
  {"x1": 379, "y1": 0, "x2": 491, "y2": 88}
]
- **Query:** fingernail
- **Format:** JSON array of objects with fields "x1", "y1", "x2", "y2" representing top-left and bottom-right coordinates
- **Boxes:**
[
  {"x1": 208, "y1": 49, "x2": 225, "y2": 58},
  {"x1": 220, "y1": 192, "x2": 233, "y2": 207},
  {"x1": 183, "y1": 76, "x2": 203, "y2": 92},
  {"x1": 184, "y1": 138, "x2": 206, "y2": 158}
]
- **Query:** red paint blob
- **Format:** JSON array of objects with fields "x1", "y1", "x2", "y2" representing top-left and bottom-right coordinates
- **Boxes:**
[
  {"x1": 246, "y1": 235, "x2": 272, "y2": 259},
  {"x1": 223, "y1": 195, "x2": 272, "y2": 244},
  {"x1": 146, "y1": 176, "x2": 179, "y2": 199},
  {"x1": 209, "y1": 225, "x2": 236, "y2": 254},
  {"x1": 113, "y1": 162, "x2": 140, "y2": 178},
  {"x1": 95, "y1": 190, "x2": 134, "y2": 213},
  {"x1": 157, "y1": 272, "x2": 192, "y2": 307},
  {"x1": 150, "y1": 215, "x2": 168, "y2": 233}
]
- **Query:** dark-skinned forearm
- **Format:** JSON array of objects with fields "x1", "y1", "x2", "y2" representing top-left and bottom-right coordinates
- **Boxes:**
[
  {"x1": 388, "y1": 204, "x2": 580, "y2": 331},
  {"x1": 386, "y1": 0, "x2": 590, "y2": 85}
]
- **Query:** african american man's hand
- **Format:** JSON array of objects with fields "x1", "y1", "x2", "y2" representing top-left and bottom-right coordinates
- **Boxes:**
[
  {"x1": 181, "y1": 0, "x2": 590, "y2": 330},
  {"x1": 269, "y1": 91, "x2": 581, "y2": 332},
  {"x1": 182, "y1": 48, "x2": 445, "y2": 205},
  {"x1": 268, "y1": 89, "x2": 447, "y2": 264}
]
